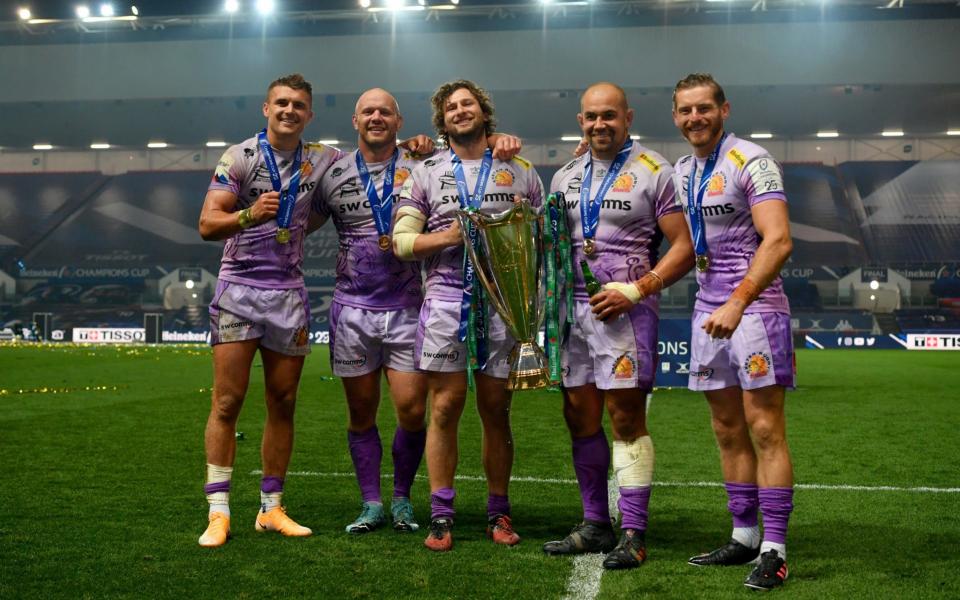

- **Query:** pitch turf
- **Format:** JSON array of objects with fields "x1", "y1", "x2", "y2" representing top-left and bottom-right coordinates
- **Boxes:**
[{"x1": 1, "y1": 344, "x2": 957, "y2": 599}]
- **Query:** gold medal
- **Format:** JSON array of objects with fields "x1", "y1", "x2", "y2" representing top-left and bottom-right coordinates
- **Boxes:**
[
  {"x1": 276, "y1": 228, "x2": 291, "y2": 244},
  {"x1": 696, "y1": 254, "x2": 710, "y2": 273},
  {"x1": 378, "y1": 234, "x2": 391, "y2": 252},
  {"x1": 583, "y1": 238, "x2": 596, "y2": 257}
]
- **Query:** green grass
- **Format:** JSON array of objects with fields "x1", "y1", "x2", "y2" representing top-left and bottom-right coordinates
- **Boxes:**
[{"x1": 0, "y1": 345, "x2": 958, "y2": 599}]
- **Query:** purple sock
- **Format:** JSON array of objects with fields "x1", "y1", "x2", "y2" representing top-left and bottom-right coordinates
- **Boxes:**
[
  {"x1": 725, "y1": 482, "x2": 759, "y2": 528},
  {"x1": 487, "y1": 494, "x2": 510, "y2": 519},
  {"x1": 392, "y1": 427, "x2": 426, "y2": 499},
  {"x1": 348, "y1": 426, "x2": 382, "y2": 503},
  {"x1": 618, "y1": 486, "x2": 651, "y2": 532},
  {"x1": 758, "y1": 487, "x2": 794, "y2": 544},
  {"x1": 260, "y1": 476, "x2": 283, "y2": 494},
  {"x1": 204, "y1": 480, "x2": 230, "y2": 495},
  {"x1": 431, "y1": 487, "x2": 456, "y2": 520},
  {"x1": 572, "y1": 430, "x2": 611, "y2": 523}
]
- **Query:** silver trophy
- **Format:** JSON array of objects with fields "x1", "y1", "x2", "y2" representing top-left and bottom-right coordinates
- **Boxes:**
[{"x1": 458, "y1": 199, "x2": 550, "y2": 390}]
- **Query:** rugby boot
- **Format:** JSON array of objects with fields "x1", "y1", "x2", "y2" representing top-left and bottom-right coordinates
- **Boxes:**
[
  {"x1": 602, "y1": 528, "x2": 647, "y2": 570},
  {"x1": 255, "y1": 506, "x2": 312, "y2": 537},
  {"x1": 543, "y1": 520, "x2": 617, "y2": 555},
  {"x1": 688, "y1": 538, "x2": 761, "y2": 566},
  {"x1": 198, "y1": 511, "x2": 231, "y2": 547},
  {"x1": 744, "y1": 549, "x2": 788, "y2": 591},
  {"x1": 486, "y1": 514, "x2": 521, "y2": 546},
  {"x1": 345, "y1": 501, "x2": 387, "y2": 534},
  {"x1": 424, "y1": 517, "x2": 453, "y2": 552},
  {"x1": 390, "y1": 497, "x2": 419, "y2": 532}
]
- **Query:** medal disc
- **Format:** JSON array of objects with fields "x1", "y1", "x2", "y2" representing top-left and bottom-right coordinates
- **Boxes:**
[
  {"x1": 276, "y1": 228, "x2": 291, "y2": 244},
  {"x1": 696, "y1": 254, "x2": 710, "y2": 273},
  {"x1": 378, "y1": 234, "x2": 391, "y2": 251},
  {"x1": 583, "y1": 238, "x2": 596, "y2": 256}
]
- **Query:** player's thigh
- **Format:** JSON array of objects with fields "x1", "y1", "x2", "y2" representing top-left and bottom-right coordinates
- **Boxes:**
[
  {"x1": 562, "y1": 383, "x2": 605, "y2": 436},
  {"x1": 341, "y1": 368, "x2": 383, "y2": 426},
  {"x1": 210, "y1": 339, "x2": 260, "y2": 417},
  {"x1": 604, "y1": 386, "x2": 649, "y2": 438},
  {"x1": 384, "y1": 367, "x2": 427, "y2": 424},
  {"x1": 474, "y1": 371, "x2": 512, "y2": 418},
  {"x1": 742, "y1": 384, "x2": 787, "y2": 440},
  {"x1": 260, "y1": 346, "x2": 306, "y2": 403}
]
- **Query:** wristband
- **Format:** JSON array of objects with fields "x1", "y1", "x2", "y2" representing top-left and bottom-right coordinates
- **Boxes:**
[
  {"x1": 632, "y1": 270, "x2": 665, "y2": 300},
  {"x1": 730, "y1": 277, "x2": 762, "y2": 306},
  {"x1": 237, "y1": 208, "x2": 254, "y2": 229}
]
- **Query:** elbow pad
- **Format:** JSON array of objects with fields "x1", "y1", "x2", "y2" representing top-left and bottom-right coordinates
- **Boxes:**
[
  {"x1": 392, "y1": 206, "x2": 426, "y2": 260},
  {"x1": 603, "y1": 281, "x2": 643, "y2": 304}
]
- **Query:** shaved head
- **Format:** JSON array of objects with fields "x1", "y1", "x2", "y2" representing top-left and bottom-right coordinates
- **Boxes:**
[
  {"x1": 581, "y1": 82, "x2": 629, "y2": 112},
  {"x1": 355, "y1": 87, "x2": 400, "y2": 116}
]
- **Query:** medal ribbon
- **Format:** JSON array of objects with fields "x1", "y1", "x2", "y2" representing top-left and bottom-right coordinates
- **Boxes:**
[
  {"x1": 544, "y1": 193, "x2": 573, "y2": 384},
  {"x1": 687, "y1": 132, "x2": 728, "y2": 262},
  {"x1": 451, "y1": 148, "x2": 494, "y2": 375},
  {"x1": 579, "y1": 139, "x2": 632, "y2": 246},
  {"x1": 257, "y1": 129, "x2": 302, "y2": 235},
  {"x1": 355, "y1": 148, "x2": 399, "y2": 239}
]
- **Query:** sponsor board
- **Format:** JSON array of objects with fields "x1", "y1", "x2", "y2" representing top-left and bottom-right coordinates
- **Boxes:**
[
  {"x1": 656, "y1": 318, "x2": 692, "y2": 388},
  {"x1": 804, "y1": 333, "x2": 906, "y2": 350},
  {"x1": 162, "y1": 331, "x2": 210, "y2": 343},
  {"x1": 72, "y1": 327, "x2": 145, "y2": 343},
  {"x1": 906, "y1": 334, "x2": 960, "y2": 351}
]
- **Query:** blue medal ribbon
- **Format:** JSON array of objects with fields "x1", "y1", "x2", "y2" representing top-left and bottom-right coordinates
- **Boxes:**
[
  {"x1": 687, "y1": 132, "x2": 728, "y2": 269},
  {"x1": 579, "y1": 138, "x2": 633, "y2": 250},
  {"x1": 451, "y1": 148, "x2": 493, "y2": 371},
  {"x1": 256, "y1": 129, "x2": 303, "y2": 240},
  {"x1": 355, "y1": 148, "x2": 399, "y2": 240}
]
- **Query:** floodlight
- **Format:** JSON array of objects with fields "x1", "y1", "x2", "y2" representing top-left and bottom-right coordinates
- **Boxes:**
[
  {"x1": 90, "y1": 142, "x2": 110, "y2": 149},
  {"x1": 206, "y1": 140, "x2": 228, "y2": 147},
  {"x1": 870, "y1": 294, "x2": 876, "y2": 301},
  {"x1": 881, "y1": 129, "x2": 904, "y2": 137},
  {"x1": 385, "y1": 0, "x2": 405, "y2": 9},
  {"x1": 18, "y1": 7, "x2": 31, "y2": 20},
  {"x1": 947, "y1": 130, "x2": 960, "y2": 136},
  {"x1": 750, "y1": 132, "x2": 773, "y2": 139},
  {"x1": 869, "y1": 280, "x2": 880, "y2": 290},
  {"x1": 75, "y1": 5, "x2": 90, "y2": 18},
  {"x1": 816, "y1": 131, "x2": 839, "y2": 138},
  {"x1": 99, "y1": 3, "x2": 114, "y2": 16},
  {"x1": 147, "y1": 142, "x2": 168, "y2": 149},
  {"x1": 33, "y1": 143, "x2": 53, "y2": 150},
  {"x1": 131, "y1": 5, "x2": 138, "y2": 15},
  {"x1": 185, "y1": 280, "x2": 196, "y2": 289},
  {"x1": 224, "y1": 0, "x2": 240, "y2": 13},
  {"x1": 255, "y1": 0, "x2": 274, "y2": 15},
  {"x1": 359, "y1": 0, "x2": 371, "y2": 8}
]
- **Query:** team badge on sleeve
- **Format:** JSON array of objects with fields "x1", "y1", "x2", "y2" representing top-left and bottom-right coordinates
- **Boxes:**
[
  {"x1": 214, "y1": 151, "x2": 234, "y2": 185},
  {"x1": 746, "y1": 157, "x2": 784, "y2": 195}
]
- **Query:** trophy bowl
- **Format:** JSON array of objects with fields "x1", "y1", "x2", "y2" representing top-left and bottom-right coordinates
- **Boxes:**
[{"x1": 458, "y1": 199, "x2": 549, "y2": 390}]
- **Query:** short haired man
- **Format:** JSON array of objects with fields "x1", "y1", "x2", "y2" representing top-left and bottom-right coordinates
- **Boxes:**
[
  {"x1": 392, "y1": 80, "x2": 544, "y2": 552},
  {"x1": 542, "y1": 82, "x2": 694, "y2": 570},
  {"x1": 672, "y1": 72, "x2": 795, "y2": 591},
  {"x1": 197, "y1": 73, "x2": 340, "y2": 547}
]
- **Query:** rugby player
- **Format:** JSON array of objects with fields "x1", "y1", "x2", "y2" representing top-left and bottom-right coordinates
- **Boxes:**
[
  {"x1": 391, "y1": 79, "x2": 543, "y2": 552},
  {"x1": 543, "y1": 82, "x2": 694, "y2": 570},
  {"x1": 671, "y1": 73, "x2": 795, "y2": 591}
]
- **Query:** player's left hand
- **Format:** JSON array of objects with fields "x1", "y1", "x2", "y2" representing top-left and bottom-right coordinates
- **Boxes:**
[
  {"x1": 490, "y1": 134, "x2": 522, "y2": 161},
  {"x1": 702, "y1": 300, "x2": 745, "y2": 339},
  {"x1": 589, "y1": 289, "x2": 632, "y2": 322},
  {"x1": 400, "y1": 134, "x2": 435, "y2": 156}
]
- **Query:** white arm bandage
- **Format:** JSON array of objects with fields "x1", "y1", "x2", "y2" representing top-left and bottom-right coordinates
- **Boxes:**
[
  {"x1": 603, "y1": 281, "x2": 643, "y2": 304},
  {"x1": 392, "y1": 206, "x2": 427, "y2": 260}
]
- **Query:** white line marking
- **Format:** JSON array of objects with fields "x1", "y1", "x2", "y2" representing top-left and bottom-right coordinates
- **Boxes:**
[
  {"x1": 561, "y1": 554, "x2": 604, "y2": 600},
  {"x1": 251, "y1": 471, "x2": 960, "y2": 493},
  {"x1": 805, "y1": 335, "x2": 825, "y2": 349},
  {"x1": 889, "y1": 333, "x2": 909, "y2": 348}
]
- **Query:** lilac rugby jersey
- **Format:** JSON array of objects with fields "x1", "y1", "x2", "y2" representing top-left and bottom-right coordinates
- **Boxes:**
[
  {"x1": 673, "y1": 133, "x2": 790, "y2": 314},
  {"x1": 315, "y1": 149, "x2": 424, "y2": 310},
  {"x1": 207, "y1": 136, "x2": 343, "y2": 289},
  {"x1": 550, "y1": 141, "x2": 680, "y2": 307},
  {"x1": 396, "y1": 151, "x2": 545, "y2": 302}
]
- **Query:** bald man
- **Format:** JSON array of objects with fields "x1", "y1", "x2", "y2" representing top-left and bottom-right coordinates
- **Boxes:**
[
  {"x1": 311, "y1": 88, "x2": 523, "y2": 536},
  {"x1": 542, "y1": 83, "x2": 694, "y2": 569}
]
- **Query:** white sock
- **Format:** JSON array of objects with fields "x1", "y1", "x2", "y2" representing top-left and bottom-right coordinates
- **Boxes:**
[
  {"x1": 732, "y1": 525, "x2": 761, "y2": 549},
  {"x1": 760, "y1": 541, "x2": 786, "y2": 561},
  {"x1": 260, "y1": 491, "x2": 283, "y2": 512},
  {"x1": 206, "y1": 463, "x2": 233, "y2": 517}
]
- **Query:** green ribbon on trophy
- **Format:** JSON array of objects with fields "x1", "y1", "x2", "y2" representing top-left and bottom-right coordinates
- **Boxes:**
[{"x1": 544, "y1": 193, "x2": 573, "y2": 384}]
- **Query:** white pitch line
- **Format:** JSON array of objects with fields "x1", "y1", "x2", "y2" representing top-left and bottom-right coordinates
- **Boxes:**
[
  {"x1": 256, "y1": 471, "x2": 960, "y2": 494},
  {"x1": 561, "y1": 554, "x2": 605, "y2": 600}
]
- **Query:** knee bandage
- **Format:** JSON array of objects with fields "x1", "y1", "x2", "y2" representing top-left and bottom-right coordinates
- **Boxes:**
[{"x1": 612, "y1": 435, "x2": 654, "y2": 487}]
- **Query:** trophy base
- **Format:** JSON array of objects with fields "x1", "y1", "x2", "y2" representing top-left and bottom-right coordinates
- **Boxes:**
[{"x1": 506, "y1": 341, "x2": 550, "y2": 391}]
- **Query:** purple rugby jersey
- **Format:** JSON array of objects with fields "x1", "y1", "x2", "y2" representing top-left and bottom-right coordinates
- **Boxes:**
[
  {"x1": 207, "y1": 137, "x2": 343, "y2": 289},
  {"x1": 395, "y1": 152, "x2": 544, "y2": 302},
  {"x1": 673, "y1": 134, "x2": 790, "y2": 315},
  {"x1": 550, "y1": 141, "x2": 680, "y2": 310},
  {"x1": 315, "y1": 149, "x2": 425, "y2": 310}
]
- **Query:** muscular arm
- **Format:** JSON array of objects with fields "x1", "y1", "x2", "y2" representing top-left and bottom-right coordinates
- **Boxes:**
[
  {"x1": 199, "y1": 189, "x2": 279, "y2": 241},
  {"x1": 590, "y1": 211, "x2": 694, "y2": 321},
  {"x1": 391, "y1": 206, "x2": 462, "y2": 261},
  {"x1": 702, "y1": 200, "x2": 792, "y2": 338}
]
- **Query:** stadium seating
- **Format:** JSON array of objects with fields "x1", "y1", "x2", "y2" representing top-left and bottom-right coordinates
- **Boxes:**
[{"x1": 894, "y1": 308, "x2": 960, "y2": 334}]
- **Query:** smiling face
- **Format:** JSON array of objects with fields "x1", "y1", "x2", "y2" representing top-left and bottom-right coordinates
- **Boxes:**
[
  {"x1": 577, "y1": 83, "x2": 633, "y2": 160},
  {"x1": 353, "y1": 88, "x2": 402, "y2": 151},
  {"x1": 672, "y1": 84, "x2": 730, "y2": 156},
  {"x1": 442, "y1": 87, "x2": 489, "y2": 145},
  {"x1": 262, "y1": 85, "x2": 313, "y2": 143}
]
